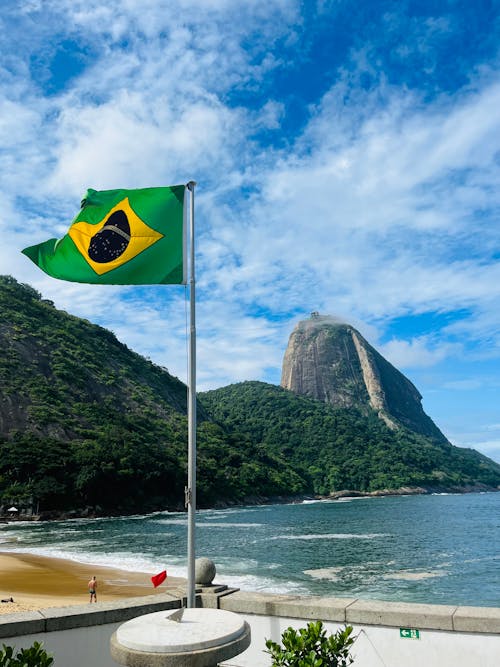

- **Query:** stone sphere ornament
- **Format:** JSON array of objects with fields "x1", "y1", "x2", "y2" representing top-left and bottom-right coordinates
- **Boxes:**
[{"x1": 195, "y1": 557, "x2": 216, "y2": 585}]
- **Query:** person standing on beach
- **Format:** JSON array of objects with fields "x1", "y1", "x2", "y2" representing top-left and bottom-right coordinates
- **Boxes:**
[{"x1": 88, "y1": 576, "x2": 97, "y2": 603}]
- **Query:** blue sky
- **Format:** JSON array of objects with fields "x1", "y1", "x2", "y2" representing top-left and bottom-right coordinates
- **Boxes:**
[{"x1": 1, "y1": 0, "x2": 500, "y2": 461}]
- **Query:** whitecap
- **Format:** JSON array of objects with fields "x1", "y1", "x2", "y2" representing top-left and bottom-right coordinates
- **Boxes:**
[
  {"x1": 303, "y1": 567, "x2": 344, "y2": 581},
  {"x1": 301, "y1": 499, "x2": 336, "y2": 505},
  {"x1": 215, "y1": 570, "x2": 309, "y2": 595},
  {"x1": 270, "y1": 533, "x2": 388, "y2": 541},
  {"x1": 383, "y1": 570, "x2": 448, "y2": 580},
  {"x1": 152, "y1": 519, "x2": 188, "y2": 526},
  {"x1": 197, "y1": 523, "x2": 264, "y2": 528}
]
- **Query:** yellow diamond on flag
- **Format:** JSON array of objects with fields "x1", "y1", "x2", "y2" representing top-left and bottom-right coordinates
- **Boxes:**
[{"x1": 68, "y1": 197, "x2": 164, "y2": 275}]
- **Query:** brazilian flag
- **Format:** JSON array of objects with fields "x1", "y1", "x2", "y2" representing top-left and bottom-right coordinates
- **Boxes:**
[{"x1": 22, "y1": 185, "x2": 186, "y2": 285}]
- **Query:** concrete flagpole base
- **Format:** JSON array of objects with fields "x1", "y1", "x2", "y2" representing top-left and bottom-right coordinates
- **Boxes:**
[{"x1": 110, "y1": 607, "x2": 251, "y2": 667}]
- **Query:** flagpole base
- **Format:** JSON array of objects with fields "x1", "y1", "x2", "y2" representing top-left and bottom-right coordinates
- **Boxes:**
[{"x1": 110, "y1": 607, "x2": 251, "y2": 667}]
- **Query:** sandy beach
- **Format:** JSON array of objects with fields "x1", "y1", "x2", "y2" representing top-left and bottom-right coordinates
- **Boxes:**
[{"x1": 0, "y1": 552, "x2": 186, "y2": 614}]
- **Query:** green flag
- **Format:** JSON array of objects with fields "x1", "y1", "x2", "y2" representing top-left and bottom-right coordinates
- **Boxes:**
[{"x1": 22, "y1": 185, "x2": 186, "y2": 285}]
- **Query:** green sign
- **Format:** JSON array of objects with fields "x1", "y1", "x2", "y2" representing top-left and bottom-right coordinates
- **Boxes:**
[{"x1": 400, "y1": 628, "x2": 420, "y2": 639}]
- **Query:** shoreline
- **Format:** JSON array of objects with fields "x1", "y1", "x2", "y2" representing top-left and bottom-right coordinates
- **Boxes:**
[
  {"x1": 2, "y1": 484, "x2": 498, "y2": 524},
  {"x1": 0, "y1": 551, "x2": 186, "y2": 615}
]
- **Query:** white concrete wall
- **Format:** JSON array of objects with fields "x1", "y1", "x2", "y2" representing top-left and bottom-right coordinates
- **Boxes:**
[
  {"x1": 0, "y1": 594, "x2": 181, "y2": 667},
  {"x1": 221, "y1": 613, "x2": 500, "y2": 667},
  {"x1": 3, "y1": 613, "x2": 499, "y2": 667},
  {"x1": 1, "y1": 591, "x2": 500, "y2": 667},
  {"x1": 0, "y1": 624, "x2": 120, "y2": 667},
  {"x1": 217, "y1": 590, "x2": 500, "y2": 667}
]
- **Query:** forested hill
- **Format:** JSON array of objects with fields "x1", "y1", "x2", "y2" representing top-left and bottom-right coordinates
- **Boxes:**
[
  {"x1": 0, "y1": 276, "x2": 305, "y2": 515},
  {"x1": 1, "y1": 276, "x2": 499, "y2": 517},
  {"x1": 200, "y1": 381, "x2": 500, "y2": 495}
]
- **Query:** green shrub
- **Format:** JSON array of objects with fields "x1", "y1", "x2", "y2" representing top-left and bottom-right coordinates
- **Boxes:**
[
  {"x1": 0, "y1": 641, "x2": 54, "y2": 667},
  {"x1": 265, "y1": 620, "x2": 354, "y2": 667}
]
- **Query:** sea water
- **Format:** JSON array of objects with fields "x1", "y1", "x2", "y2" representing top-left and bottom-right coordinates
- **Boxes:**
[{"x1": 1, "y1": 492, "x2": 499, "y2": 607}]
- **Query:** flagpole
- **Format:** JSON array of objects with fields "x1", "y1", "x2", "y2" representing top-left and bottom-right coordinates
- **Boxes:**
[{"x1": 186, "y1": 180, "x2": 197, "y2": 608}]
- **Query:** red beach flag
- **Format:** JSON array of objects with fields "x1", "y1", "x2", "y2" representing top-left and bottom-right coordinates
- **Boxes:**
[{"x1": 151, "y1": 570, "x2": 167, "y2": 588}]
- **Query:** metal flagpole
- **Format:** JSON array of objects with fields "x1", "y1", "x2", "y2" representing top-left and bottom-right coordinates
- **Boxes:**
[{"x1": 186, "y1": 180, "x2": 197, "y2": 608}]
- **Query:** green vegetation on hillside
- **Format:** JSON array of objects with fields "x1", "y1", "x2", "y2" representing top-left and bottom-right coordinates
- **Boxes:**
[
  {"x1": 1, "y1": 276, "x2": 498, "y2": 516},
  {"x1": 200, "y1": 381, "x2": 500, "y2": 494},
  {"x1": 0, "y1": 277, "x2": 304, "y2": 514}
]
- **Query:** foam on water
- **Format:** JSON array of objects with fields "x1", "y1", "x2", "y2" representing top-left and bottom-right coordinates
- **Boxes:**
[
  {"x1": 383, "y1": 570, "x2": 448, "y2": 580},
  {"x1": 303, "y1": 567, "x2": 344, "y2": 581},
  {"x1": 213, "y1": 556, "x2": 261, "y2": 572},
  {"x1": 218, "y1": 571, "x2": 309, "y2": 595},
  {"x1": 197, "y1": 523, "x2": 264, "y2": 528},
  {"x1": 270, "y1": 533, "x2": 388, "y2": 540},
  {"x1": 200, "y1": 507, "x2": 266, "y2": 517},
  {"x1": 301, "y1": 499, "x2": 336, "y2": 505}
]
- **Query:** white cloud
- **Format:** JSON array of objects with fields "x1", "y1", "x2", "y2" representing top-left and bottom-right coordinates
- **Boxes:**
[
  {"x1": 379, "y1": 337, "x2": 460, "y2": 370},
  {"x1": 200, "y1": 77, "x2": 500, "y2": 338},
  {"x1": 484, "y1": 423, "x2": 500, "y2": 432},
  {"x1": 45, "y1": 95, "x2": 239, "y2": 195},
  {"x1": 456, "y1": 440, "x2": 500, "y2": 465},
  {"x1": 1, "y1": 1, "x2": 500, "y2": 459}
]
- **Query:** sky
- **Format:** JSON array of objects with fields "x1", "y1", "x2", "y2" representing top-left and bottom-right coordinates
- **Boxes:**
[{"x1": 1, "y1": 0, "x2": 500, "y2": 462}]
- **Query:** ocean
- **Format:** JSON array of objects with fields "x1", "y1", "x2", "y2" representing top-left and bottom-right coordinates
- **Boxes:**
[{"x1": 1, "y1": 492, "x2": 499, "y2": 607}]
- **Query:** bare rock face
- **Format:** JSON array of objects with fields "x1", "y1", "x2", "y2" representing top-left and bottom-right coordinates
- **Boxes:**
[
  {"x1": 281, "y1": 317, "x2": 369, "y2": 409},
  {"x1": 281, "y1": 314, "x2": 447, "y2": 441}
]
